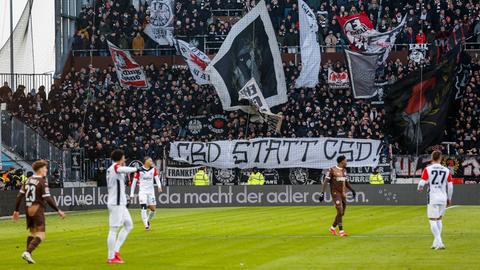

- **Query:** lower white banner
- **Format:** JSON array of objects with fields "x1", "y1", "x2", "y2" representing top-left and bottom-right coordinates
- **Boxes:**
[{"x1": 170, "y1": 137, "x2": 382, "y2": 169}]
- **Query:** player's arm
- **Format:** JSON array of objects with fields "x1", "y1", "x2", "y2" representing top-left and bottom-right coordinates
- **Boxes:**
[
  {"x1": 319, "y1": 170, "x2": 332, "y2": 202},
  {"x1": 114, "y1": 164, "x2": 138, "y2": 174},
  {"x1": 42, "y1": 181, "x2": 65, "y2": 219},
  {"x1": 447, "y1": 172, "x2": 454, "y2": 206},
  {"x1": 130, "y1": 172, "x2": 139, "y2": 198},
  {"x1": 12, "y1": 183, "x2": 26, "y2": 222},
  {"x1": 346, "y1": 180, "x2": 356, "y2": 197},
  {"x1": 153, "y1": 168, "x2": 162, "y2": 192},
  {"x1": 417, "y1": 168, "x2": 428, "y2": 192}
]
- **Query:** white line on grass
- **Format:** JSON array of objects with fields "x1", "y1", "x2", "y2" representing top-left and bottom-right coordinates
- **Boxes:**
[{"x1": 0, "y1": 209, "x2": 107, "y2": 220}]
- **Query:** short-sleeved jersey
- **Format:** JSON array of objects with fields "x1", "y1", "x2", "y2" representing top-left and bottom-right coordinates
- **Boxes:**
[
  {"x1": 106, "y1": 164, "x2": 128, "y2": 206},
  {"x1": 19, "y1": 176, "x2": 50, "y2": 209},
  {"x1": 421, "y1": 163, "x2": 453, "y2": 205},
  {"x1": 132, "y1": 167, "x2": 160, "y2": 194},
  {"x1": 325, "y1": 166, "x2": 348, "y2": 195}
]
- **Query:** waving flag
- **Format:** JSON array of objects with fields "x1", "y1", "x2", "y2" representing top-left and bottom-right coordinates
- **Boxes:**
[
  {"x1": 205, "y1": 0, "x2": 287, "y2": 112},
  {"x1": 143, "y1": 0, "x2": 175, "y2": 46},
  {"x1": 384, "y1": 47, "x2": 461, "y2": 153},
  {"x1": 107, "y1": 41, "x2": 148, "y2": 88},
  {"x1": 366, "y1": 16, "x2": 407, "y2": 63},
  {"x1": 295, "y1": 0, "x2": 321, "y2": 88},
  {"x1": 337, "y1": 13, "x2": 376, "y2": 51},
  {"x1": 175, "y1": 39, "x2": 211, "y2": 85},
  {"x1": 238, "y1": 78, "x2": 283, "y2": 133},
  {"x1": 345, "y1": 49, "x2": 382, "y2": 98}
]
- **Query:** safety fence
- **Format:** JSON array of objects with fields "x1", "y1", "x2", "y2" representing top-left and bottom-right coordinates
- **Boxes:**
[
  {"x1": 71, "y1": 40, "x2": 480, "y2": 58},
  {"x1": 0, "y1": 111, "x2": 83, "y2": 182},
  {"x1": 0, "y1": 73, "x2": 53, "y2": 96}
]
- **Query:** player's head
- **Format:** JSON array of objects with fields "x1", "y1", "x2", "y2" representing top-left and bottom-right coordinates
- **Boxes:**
[
  {"x1": 337, "y1": 155, "x2": 347, "y2": 168},
  {"x1": 431, "y1": 150, "x2": 442, "y2": 163},
  {"x1": 32, "y1": 160, "x2": 48, "y2": 177},
  {"x1": 143, "y1": 156, "x2": 153, "y2": 167},
  {"x1": 111, "y1": 149, "x2": 126, "y2": 165}
]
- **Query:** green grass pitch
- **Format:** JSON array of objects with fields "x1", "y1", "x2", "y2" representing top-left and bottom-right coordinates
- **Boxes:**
[{"x1": 1, "y1": 206, "x2": 479, "y2": 270}]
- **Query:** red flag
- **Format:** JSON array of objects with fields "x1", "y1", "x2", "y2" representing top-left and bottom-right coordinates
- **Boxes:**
[
  {"x1": 337, "y1": 13, "x2": 375, "y2": 51},
  {"x1": 107, "y1": 41, "x2": 148, "y2": 88}
]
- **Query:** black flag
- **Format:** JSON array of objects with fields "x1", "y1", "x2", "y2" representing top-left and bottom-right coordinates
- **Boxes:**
[
  {"x1": 384, "y1": 47, "x2": 461, "y2": 154},
  {"x1": 205, "y1": 0, "x2": 287, "y2": 112},
  {"x1": 345, "y1": 49, "x2": 383, "y2": 98}
]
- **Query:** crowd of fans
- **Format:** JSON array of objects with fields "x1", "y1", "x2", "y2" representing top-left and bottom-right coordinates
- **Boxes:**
[
  {"x1": 72, "y1": 0, "x2": 480, "y2": 54},
  {"x1": 0, "y1": 53, "x2": 479, "y2": 160},
  {"x1": 0, "y1": 0, "x2": 479, "y2": 161}
]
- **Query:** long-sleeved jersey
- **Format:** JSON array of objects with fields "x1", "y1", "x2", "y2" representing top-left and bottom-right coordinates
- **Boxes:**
[
  {"x1": 130, "y1": 166, "x2": 161, "y2": 196},
  {"x1": 418, "y1": 163, "x2": 454, "y2": 205},
  {"x1": 107, "y1": 163, "x2": 137, "y2": 206}
]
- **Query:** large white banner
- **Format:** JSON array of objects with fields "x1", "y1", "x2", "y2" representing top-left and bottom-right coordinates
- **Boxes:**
[
  {"x1": 175, "y1": 39, "x2": 211, "y2": 85},
  {"x1": 107, "y1": 41, "x2": 148, "y2": 88},
  {"x1": 170, "y1": 138, "x2": 382, "y2": 169},
  {"x1": 144, "y1": 0, "x2": 174, "y2": 46},
  {"x1": 295, "y1": 0, "x2": 321, "y2": 88}
]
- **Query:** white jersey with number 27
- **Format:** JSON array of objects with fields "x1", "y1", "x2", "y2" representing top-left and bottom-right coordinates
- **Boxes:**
[{"x1": 420, "y1": 163, "x2": 453, "y2": 205}]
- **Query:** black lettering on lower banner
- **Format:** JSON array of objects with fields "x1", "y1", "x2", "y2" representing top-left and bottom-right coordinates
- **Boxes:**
[{"x1": 233, "y1": 142, "x2": 250, "y2": 164}]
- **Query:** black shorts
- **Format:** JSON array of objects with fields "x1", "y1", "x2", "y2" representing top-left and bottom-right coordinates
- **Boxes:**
[{"x1": 26, "y1": 208, "x2": 45, "y2": 232}]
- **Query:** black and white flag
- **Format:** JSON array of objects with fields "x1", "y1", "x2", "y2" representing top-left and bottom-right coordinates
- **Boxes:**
[
  {"x1": 366, "y1": 16, "x2": 406, "y2": 64},
  {"x1": 205, "y1": 0, "x2": 287, "y2": 112},
  {"x1": 345, "y1": 49, "x2": 383, "y2": 98},
  {"x1": 238, "y1": 78, "x2": 283, "y2": 133},
  {"x1": 144, "y1": 0, "x2": 175, "y2": 46}
]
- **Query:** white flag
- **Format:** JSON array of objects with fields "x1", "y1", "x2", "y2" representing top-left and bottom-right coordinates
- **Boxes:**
[
  {"x1": 143, "y1": 0, "x2": 175, "y2": 46},
  {"x1": 295, "y1": 0, "x2": 321, "y2": 88},
  {"x1": 175, "y1": 39, "x2": 211, "y2": 85},
  {"x1": 238, "y1": 78, "x2": 283, "y2": 132}
]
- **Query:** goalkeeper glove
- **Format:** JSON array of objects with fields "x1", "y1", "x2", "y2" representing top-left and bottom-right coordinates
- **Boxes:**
[{"x1": 318, "y1": 192, "x2": 325, "y2": 202}]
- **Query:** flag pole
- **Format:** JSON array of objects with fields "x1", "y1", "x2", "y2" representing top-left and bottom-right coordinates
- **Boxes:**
[
  {"x1": 416, "y1": 60, "x2": 424, "y2": 156},
  {"x1": 245, "y1": 6, "x2": 256, "y2": 140}
]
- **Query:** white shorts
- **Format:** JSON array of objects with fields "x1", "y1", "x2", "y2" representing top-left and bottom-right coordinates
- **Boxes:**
[
  {"x1": 139, "y1": 192, "x2": 156, "y2": 206},
  {"x1": 108, "y1": 205, "x2": 133, "y2": 227},
  {"x1": 427, "y1": 204, "x2": 446, "y2": 219}
]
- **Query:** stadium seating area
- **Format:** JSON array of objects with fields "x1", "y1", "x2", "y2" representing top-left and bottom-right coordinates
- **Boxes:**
[
  {"x1": 1, "y1": 54, "x2": 479, "y2": 160},
  {"x1": 1, "y1": 0, "x2": 479, "y2": 161},
  {"x1": 72, "y1": 0, "x2": 480, "y2": 53}
]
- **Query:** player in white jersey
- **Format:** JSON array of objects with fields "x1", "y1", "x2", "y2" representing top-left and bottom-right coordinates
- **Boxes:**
[
  {"x1": 417, "y1": 150, "x2": 454, "y2": 250},
  {"x1": 130, "y1": 157, "x2": 163, "y2": 230},
  {"x1": 106, "y1": 149, "x2": 138, "y2": 264}
]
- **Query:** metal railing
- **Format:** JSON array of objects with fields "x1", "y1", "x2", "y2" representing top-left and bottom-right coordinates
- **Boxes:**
[
  {"x1": 0, "y1": 111, "x2": 83, "y2": 182},
  {"x1": 211, "y1": 9, "x2": 243, "y2": 17},
  {"x1": 71, "y1": 38, "x2": 480, "y2": 59},
  {"x1": 0, "y1": 73, "x2": 53, "y2": 96}
]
